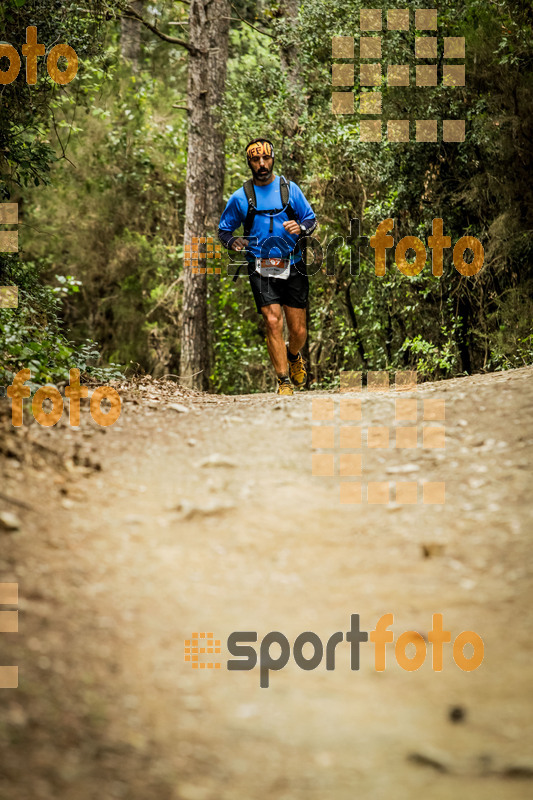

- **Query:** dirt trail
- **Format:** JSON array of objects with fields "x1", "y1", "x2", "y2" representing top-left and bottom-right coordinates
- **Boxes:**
[{"x1": 1, "y1": 367, "x2": 532, "y2": 800}]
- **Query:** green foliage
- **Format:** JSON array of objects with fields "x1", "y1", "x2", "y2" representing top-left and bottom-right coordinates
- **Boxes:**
[
  {"x1": 484, "y1": 287, "x2": 533, "y2": 371},
  {"x1": 20, "y1": 50, "x2": 187, "y2": 376},
  {"x1": 208, "y1": 271, "x2": 272, "y2": 394},
  {"x1": 0, "y1": 0, "x2": 107, "y2": 194},
  {"x1": 0, "y1": 0, "x2": 119, "y2": 383},
  {"x1": 218, "y1": 0, "x2": 533, "y2": 385},
  {"x1": 400, "y1": 331, "x2": 458, "y2": 379},
  {"x1": 2, "y1": 0, "x2": 531, "y2": 394},
  {"x1": 0, "y1": 259, "x2": 122, "y2": 387}
]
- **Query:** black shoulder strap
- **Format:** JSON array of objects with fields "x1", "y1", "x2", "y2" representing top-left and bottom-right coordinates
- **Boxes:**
[
  {"x1": 243, "y1": 179, "x2": 256, "y2": 237},
  {"x1": 242, "y1": 176, "x2": 297, "y2": 237},
  {"x1": 234, "y1": 177, "x2": 305, "y2": 279},
  {"x1": 280, "y1": 176, "x2": 289, "y2": 207},
  {"x1": 280, "y1": 176, "x2": 297, "y2": 222},
  {"x1": 280, "y1": 176, "x2": 307, "y2": 265}
]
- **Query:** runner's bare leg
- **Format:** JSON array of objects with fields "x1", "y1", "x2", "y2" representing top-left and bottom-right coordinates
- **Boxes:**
[
  {"x1": 284, "y1": 306, "x2": 307, "y2": 355},
  {"x1": 261, "y1": 303, "x2": 288, "y2": 376}
]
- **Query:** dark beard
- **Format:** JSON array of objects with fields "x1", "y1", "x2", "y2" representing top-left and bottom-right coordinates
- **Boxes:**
[{"x1": 251, "y1": 164, "x2": 273, "y2": 183}]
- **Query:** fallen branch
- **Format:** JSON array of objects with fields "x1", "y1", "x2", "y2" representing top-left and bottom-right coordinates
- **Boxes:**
[
  {"x1": 0, "y1": 491, "x2": 35, "y2": 511},
  {"x1": 229, "y1": 4, "x2": 274, "y2": 38},
  {"x1": 121, "y1": 3, "x2": 198, "y2": 53}
]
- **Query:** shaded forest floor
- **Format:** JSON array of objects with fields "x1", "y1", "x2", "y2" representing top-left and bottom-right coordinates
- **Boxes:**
[{"x1": 0, "y1": 366, "x2": 532, "y2": 799}]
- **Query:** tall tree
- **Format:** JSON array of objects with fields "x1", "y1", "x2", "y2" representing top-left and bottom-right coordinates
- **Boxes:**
[
  {"x1": 180, "y1": 0, "x2": 230, "y2": 390},
  {"x1": 120, "y1": 0, "x2": 231, "y2": 390},
  {"x1": 121, "y1": 0, "x2": 144, "y2": 70},
  {"x1": 277, "y1": 0, "x2": 306, "y2": 183},
  {"x1": 277, "y1": 0, "x2": 311, "y2": 377}
]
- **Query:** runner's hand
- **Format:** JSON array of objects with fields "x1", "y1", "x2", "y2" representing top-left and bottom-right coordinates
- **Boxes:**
[
  {"x1": 283, "y1": 220, "x2": 302, "y2": 235},
  {"x1": 231, "y1": 237, "x2": 248, "y2": 251}
]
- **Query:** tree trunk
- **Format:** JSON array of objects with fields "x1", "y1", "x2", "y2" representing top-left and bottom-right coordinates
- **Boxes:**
[
  {"x1": 121, "y1": 0, "x2": 143, "y2": 70},
  {"x1": 278, "y1": 0, "x2": 311, "y2": 382},
  {"x1": 278, "y1": 0, "x2": 305, "y2": 183},
  {"x1": 345, "y1": 282, "x2": 368, "y2": 369},
  {"x1": 279, "y1": 0, "x2": 300, "y2": 86},
  {"x1": 457, "y1": 295, "x2": 472, "y2": 374},
  {"x1": 180, "y1": 0, "x2": 230, "y2": 390}
]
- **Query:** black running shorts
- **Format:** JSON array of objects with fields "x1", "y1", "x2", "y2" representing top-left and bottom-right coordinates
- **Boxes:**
[{"x1": 248, "y1": 262, "x2": 309, "y2": 312}]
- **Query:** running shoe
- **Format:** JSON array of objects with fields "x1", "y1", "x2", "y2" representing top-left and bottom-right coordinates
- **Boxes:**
[
  {"x1": 288, "y1": 351, "x2": 307, "y2": 388},
  {"x1": 277, "y1": 377, "x2": 294, "y2": 395}
]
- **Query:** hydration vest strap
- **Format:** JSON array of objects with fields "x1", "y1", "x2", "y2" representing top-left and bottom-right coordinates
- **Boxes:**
[
  {"x1": 242, "y1": 176, "x2": 296, "y2": 237},
  {"x1": 237, "y1": 177, "x2": 301, "y2": 279}
]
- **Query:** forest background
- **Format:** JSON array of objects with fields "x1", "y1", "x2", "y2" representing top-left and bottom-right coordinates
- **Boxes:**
[{"x1": 0, "y1": 0, "x2": 531, "y2": 395}]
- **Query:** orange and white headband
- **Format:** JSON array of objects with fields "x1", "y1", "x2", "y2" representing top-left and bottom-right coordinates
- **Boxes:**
[{"x1": 246, "y1": 141, "x2": 274, "y2": 159}]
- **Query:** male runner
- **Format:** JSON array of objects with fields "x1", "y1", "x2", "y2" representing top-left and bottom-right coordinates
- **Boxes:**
[{"x1": 218, "y1": 138, "x2": 317, "y2": 395}]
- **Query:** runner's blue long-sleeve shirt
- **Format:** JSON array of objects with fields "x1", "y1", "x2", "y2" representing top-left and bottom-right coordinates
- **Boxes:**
[{"x1": 218, "y1": 176, "x2": 316, "y2": 265}]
